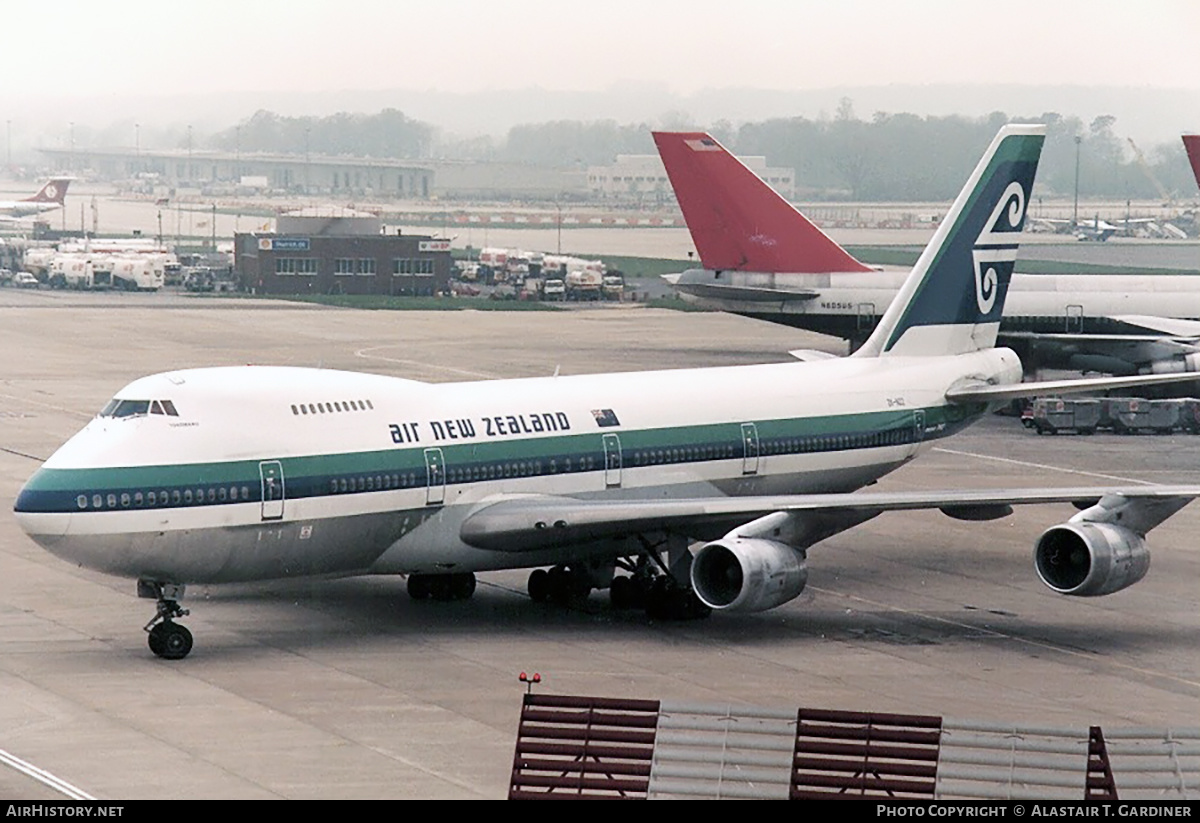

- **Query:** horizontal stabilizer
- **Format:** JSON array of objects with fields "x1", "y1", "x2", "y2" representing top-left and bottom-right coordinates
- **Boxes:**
[
  {"x1": 677, "y1": 282, "x2": 819, "y2": 302},
  {"x1": 787, "y1": 349, "x2": 839, "y2": 362},
  {"x1": 666, "y1": 268, "x2": 822, "y2": 302}
]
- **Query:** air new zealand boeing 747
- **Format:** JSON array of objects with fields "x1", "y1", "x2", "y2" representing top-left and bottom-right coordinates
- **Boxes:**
[{"x1": 15, "y1": 126, "x2": 1200, "y2": 659}]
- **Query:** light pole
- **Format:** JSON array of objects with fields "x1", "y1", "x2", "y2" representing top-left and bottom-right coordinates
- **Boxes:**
[{"x1": 1072, "y1": 135, "x2": 1082, "y2": 228}]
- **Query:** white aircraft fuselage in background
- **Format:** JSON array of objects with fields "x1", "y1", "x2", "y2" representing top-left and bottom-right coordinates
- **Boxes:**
[
  {"x1": 0, "y1": 177, "x2": 71, "y2": 219},
  {"x1": 670, "y1": 268, "x2": 1200, "y2": 374}
]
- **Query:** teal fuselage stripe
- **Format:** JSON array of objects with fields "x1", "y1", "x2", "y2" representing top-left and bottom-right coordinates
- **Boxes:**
[{"x1": 14, "y1": 403, "x2": 985, "y2": 515}]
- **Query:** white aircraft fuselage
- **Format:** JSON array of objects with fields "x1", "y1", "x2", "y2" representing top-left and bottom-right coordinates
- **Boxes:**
[
  {"x1": 673, "y1": 268, "x2": 1200, "y2": 372},
  {"x1": 674, "y1": 269, "x2": 1200, "y2": 328},
  {"x1": 15, "y1": 351, "x2": 1018, "y2": 586}
]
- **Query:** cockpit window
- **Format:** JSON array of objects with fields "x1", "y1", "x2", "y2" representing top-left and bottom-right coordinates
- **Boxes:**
[
  {"x1": 111, "y1": 400, "x2": 151, "y2": 418},
  {"x1": 99, "y1": 399, "x2": 179, "y2": 418}
]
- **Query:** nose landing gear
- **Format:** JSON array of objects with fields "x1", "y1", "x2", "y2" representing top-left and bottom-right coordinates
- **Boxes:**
[{"x1": 139, "y1": 580, "x2": 193, "y2": 660}]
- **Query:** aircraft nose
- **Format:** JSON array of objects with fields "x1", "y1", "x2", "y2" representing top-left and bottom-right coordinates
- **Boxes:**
[{"x1": 14, "y1": 472, "x2": 72, "y2": 544}]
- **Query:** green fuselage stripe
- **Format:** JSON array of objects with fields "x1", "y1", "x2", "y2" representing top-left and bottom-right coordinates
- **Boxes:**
[{"x1": 16, "y1": 403, "x2": 984, "y2": 514}]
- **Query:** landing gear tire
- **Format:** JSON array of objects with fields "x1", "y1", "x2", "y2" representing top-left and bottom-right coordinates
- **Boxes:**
[
  {"x1": 407, "y1": 575, "x2": 432, "y2": 600},
  {"x1": 408, "y1": 572, "x2": 476, "y2": 602},
  {"x1": 148, "y1": 621, "x2": 193, "y2": 660},
  {"x1": 140, "y1": 580, "x2": 193, "y2": 660},
  {"x1": 528, "y1": 569, "x2": 551, "y2": 602},
  {"x1": 645, "y1": 578, "x2": 712, "y2": 621},
  {"x1": 528, "y1": 565, "x2": 592, "y2": 604},
  {"x1": 450, "y1": 572, "x2": 476, "y2": 600},
  {"x1": 609, "y1": 575, "x2": 646, "y2": 610}
]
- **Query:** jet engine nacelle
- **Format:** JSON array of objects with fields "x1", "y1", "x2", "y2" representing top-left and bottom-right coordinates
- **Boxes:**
[
  {"x1": 1145, "y1": 352, "x2": 1200, "y2": 375},
  {"x1": 1034, "y1": 522, "x2": 1150, "y2": 596},
  {"x1": 690, "y1": 538, "x2": 807, "y2": 612}
]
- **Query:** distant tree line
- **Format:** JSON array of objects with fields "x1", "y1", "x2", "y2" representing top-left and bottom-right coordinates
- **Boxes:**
[
  {"x1": 210, "y1": 109, "x2": 434, "y2": 161},
  {"x1": 208, "y1": 103, "x2": 1196, "y2": 202}
]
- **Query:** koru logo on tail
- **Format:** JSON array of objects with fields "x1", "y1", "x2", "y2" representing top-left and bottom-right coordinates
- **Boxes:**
[{"x1": 972, "y1": 181, "x2": 1026, "y2": 314}]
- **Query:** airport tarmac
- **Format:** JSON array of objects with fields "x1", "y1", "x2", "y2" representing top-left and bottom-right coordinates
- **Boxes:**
[{"x1": 0, "y1": 296, "x2": 1198, "y2": 799}]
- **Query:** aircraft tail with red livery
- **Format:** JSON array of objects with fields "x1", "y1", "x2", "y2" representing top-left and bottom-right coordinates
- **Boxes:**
[
  {"x1": 653, "y1": 132, "x2": 871, "y2": 274},
  {"x1": 22, "y1": 178, "x2": 70, "y2": 205},
  {"x1": 1184, "y1": 134, "x2": 1200, "y2": 191}
]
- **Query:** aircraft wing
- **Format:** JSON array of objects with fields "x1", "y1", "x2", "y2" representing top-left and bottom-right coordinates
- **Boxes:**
[
  {"x1": 946, "y1": 370, "x2": 1200, "y2": 403},
  {"x1": 997, "y1": 320, "x2": 1200, "y2": 375},
  {"x1": 1105, "y1": 314, "x2": 1200, "y2": 339},
  {"x1": 0, "y1": 214, "x2": 38, "y2": 225},
  {"x1": 459, "y1": 486, "x2": 1200, "y2": 553}
]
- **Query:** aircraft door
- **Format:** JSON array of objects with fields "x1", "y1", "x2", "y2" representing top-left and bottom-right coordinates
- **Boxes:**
[
  {"x1": 259, "y1": 461, "x2": 285, "y2": 521},
  {"x1": 741, "y1": 422, "x2": 760, "y2": 475},
  {"x1": 912, "y1": 410, "x2": 926, "y2": 444},
  {"x1": 1065, "y1": 304, "x2": 1083, "y2": 333},
  {"x1": 603, "y1": 433, "x2": 622, "y2": 487},
  {"x1": 424, "y1": 448, "x2": 445, "y2": 506},
  {"x1": 856, "y1": 302, "x2": 877, "y2": 334}
]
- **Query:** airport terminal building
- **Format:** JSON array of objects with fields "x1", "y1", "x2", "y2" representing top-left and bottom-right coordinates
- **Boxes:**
[
  {"x1": 39, "y1": 147, "x2": 434, "y2": 198},
  {"x1": 588, "y1": 153, "x2": 794, "y2": 202},
  {"x1": 234, "y1": 208, "x2": 452, "y2": 296}
]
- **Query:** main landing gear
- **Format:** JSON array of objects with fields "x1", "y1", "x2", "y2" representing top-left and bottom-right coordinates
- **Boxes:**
[
  {"x1": 406, "y1": 572, "x2": 477, "y2": 601},
  {"x1": 139, "y1": 580, "x2": 194, "y2": 660},
  {"x1": 527, "y1": 538, "x2": 711, "y2": 621}
]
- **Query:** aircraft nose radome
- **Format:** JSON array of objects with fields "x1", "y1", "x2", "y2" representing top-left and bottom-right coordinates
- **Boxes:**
[
  {"x1": 12, "y1": 510, "x2": 71, "y2": 545},
  {"x1": 13, "y1": 473, "x2": 71, "y2": 543}
]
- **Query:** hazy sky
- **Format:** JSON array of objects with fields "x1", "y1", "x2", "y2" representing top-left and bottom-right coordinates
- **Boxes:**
[{"x1": 7, "y1": 0, "x2": 1199, "y2": 96}]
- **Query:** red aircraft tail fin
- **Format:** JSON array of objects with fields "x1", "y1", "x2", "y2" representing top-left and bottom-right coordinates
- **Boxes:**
[
  {"x1": 1184, "y1": 135, "x2": 1200, "y2": 191},
  {"x1": 653, "y1": 132, "x2": 871, "y2": 273},
  {"x1": 23, "y1": 178, "x2": 70, "y2": 204}
]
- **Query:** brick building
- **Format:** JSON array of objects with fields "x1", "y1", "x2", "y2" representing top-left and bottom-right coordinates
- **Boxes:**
[{"x1": 235, "y1": 209, "x2": 452, "y2": 296}]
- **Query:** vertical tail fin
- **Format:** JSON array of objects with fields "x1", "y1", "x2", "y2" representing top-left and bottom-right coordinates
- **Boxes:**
[
  {"x1": 652, "y1": 132, "x2": 871, "y2": 274},
  {"x1": 1184, "y1": 135, "x2": 1200, "y2": 192},
  {"x1": 23, "y1": 178, "x2": 70, "y2": 204},
  {"x1": 854, "y1": 124, "x2": 1045, "y2": 358}
]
